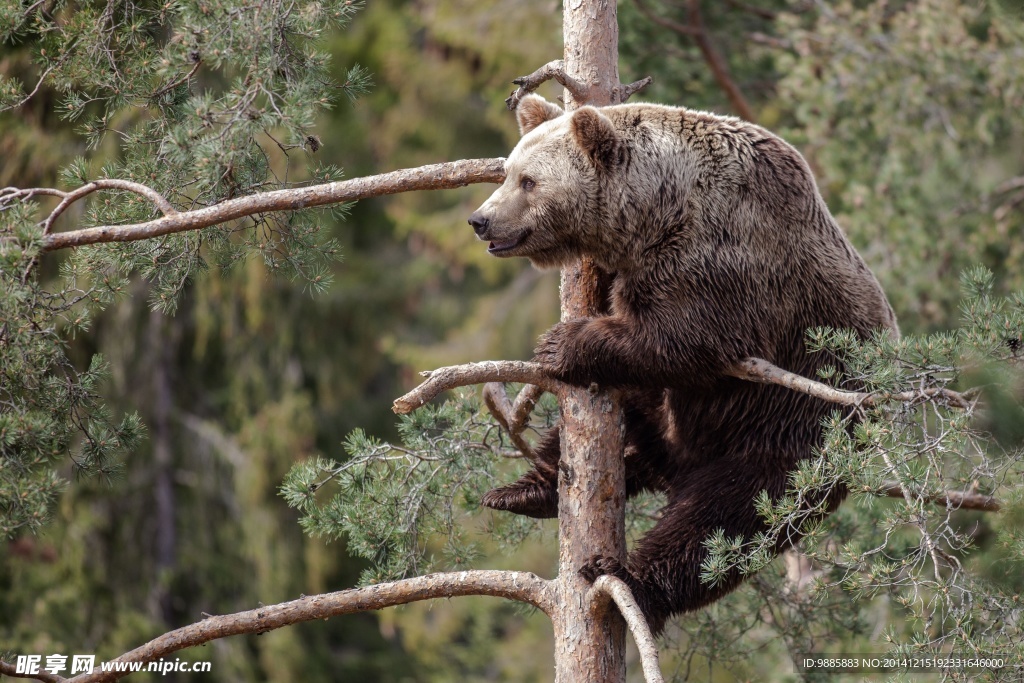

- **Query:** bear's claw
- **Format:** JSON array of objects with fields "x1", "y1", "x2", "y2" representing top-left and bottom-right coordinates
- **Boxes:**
[
  {"x1": 579, "y1": 554, "x2": 627, "y2": 583},
  {"x1": 532, "y1": 319, "x2": 591, "y2": 385}
]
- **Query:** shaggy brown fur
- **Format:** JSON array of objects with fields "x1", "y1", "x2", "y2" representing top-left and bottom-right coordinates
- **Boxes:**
[{"x1": 468, "y1": 95, "x2": 898, "y2": 634}]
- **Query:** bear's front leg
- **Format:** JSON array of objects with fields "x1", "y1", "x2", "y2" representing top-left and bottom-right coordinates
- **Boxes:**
[{"x1": 533, "y1": 316, "x2": 651, "y2": 387}]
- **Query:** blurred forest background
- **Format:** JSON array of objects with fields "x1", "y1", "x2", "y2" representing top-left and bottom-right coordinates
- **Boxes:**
[{"x1": 2, "y1": 0, "x2": 1024, "y2": 681}]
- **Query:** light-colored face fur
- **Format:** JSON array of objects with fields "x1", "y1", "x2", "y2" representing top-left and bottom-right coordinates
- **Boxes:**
[{"x1": 468, "y1": 95, "x2": 623, "y2": 269}]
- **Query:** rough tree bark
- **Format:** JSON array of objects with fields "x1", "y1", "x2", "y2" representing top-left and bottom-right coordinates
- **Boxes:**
[{"x1": 551, "y1": 2, "x2": 630, "y2": 681}]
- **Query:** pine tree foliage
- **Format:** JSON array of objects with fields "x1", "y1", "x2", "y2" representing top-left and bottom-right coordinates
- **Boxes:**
[
  {"x1": 4, "y1": 0, "x2": 1024, "y2": 679},
  {"x1": 1, "y1": 0, "x2": 368, "y2": 536},
  {"x1": 281, "y1": 388, "x2": 558, "y2": 585},
  {"x1": 281, "y1": 271, "x2": 1024, "y2": 680},
  {"x1": 690, "y1": 270, "x2": 1024, "y2": 680},
  {"x1": 0, "y1": 210, "x2": 144, "y2": 536}
]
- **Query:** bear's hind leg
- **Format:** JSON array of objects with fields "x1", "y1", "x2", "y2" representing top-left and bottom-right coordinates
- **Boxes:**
[
  {"x1": 581, "y1": 453, "x2": 799, "y2": 634},
  {"x1": 482, "y1": 391, "x2": 671, "y2": 519},
  {"x1": 482, "y1": 427, "x2": 560, "y2": 519}
]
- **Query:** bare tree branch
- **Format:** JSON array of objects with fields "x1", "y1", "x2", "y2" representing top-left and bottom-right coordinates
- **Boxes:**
[
  {"x1": 22, "y1": 158, "x2": 504, "y2": 251},
  {"x1": 881, "y1": 483, "x2": 1001, "y2": 512},
  {"x1": 482, "y1": 382, "x2": 538, "y2": 460},
  {"x1": 631, "y1": 0, "x2": 700, "y2": 36},
  {"x1": 397, "y1": 357, "x2": 976, "y2": 419},
  {"x1": 0, "y1": 571, "x2": 554, "y2": 683},
  {"x1": 505, "y1": 60, "x2": 589, "y2": 111},
  {"x1": 504, "y1": 61, "x2": 652, "y2": 110},
  {"x1": 509, "y1": 383, "x2": 544, "y2": 432},
  {"x1": 0, "y1": 661, "x2": 67, "y2": 683},
  {"x1": 685, "y1": 0, "x2": 756, "y2": 122},
  {"x1": 728, "y1": 357, "x2": 975, "y2": 410},
  {"x1": 393, "y1": 361, "x2": 563, "y2": 414},
  {"x1": 590, "y1": 576, "x2": 664, "y2": 683},
  {"x1": 1, "y1": 179, "x2": 179, "y2": 235},
  {"x1": 0, "y1": 64, "x2": 56, "y2": 113},
  {"x1": 615, "y1": 77, "x2": 654, "y2": 103}
]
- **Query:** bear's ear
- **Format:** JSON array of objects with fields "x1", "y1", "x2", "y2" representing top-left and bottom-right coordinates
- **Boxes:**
[
  {"x1": 516, "y1": 94, "x2": 564, "y2": 135},
  {"x1": 570, "y1": 107, "x2": 623, "y2": 170}
]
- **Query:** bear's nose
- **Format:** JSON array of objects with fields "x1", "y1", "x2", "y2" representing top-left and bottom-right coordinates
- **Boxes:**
[{"x1": 468, "y1": 212, "x2": 490, "y2": 237}]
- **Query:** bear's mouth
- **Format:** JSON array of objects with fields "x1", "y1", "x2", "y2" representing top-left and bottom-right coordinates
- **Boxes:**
[{"x1": 487, "y1": 230, "x2": 530, "y2": 255}]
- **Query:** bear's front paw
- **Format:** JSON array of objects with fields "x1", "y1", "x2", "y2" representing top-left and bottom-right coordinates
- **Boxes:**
[
  {"x1": 533, "y1": 319, "x2": 592, "y2": 384},
  {"x1": 579, "y1": 554, "x2": 628, "y2": 583}
]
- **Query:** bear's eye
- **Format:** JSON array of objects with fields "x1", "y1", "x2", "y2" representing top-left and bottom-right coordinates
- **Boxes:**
[{"x1": 520, "y1": 177, "x2": 536, "y2": 192}]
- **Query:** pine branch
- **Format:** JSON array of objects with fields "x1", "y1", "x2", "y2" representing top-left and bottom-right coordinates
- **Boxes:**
[
  {"x1": 0, "y1": 63, "x2": 56, "y2": 113},
  {"x1": 395, "y1": 356, "x2": 1001, "y2": 514},
  {"x1": 728, "y1": 358, "x2": 975, "y2": 410},
  {"x1": 590, "y1": 576, "x2": 665, "y2": 683},
  {"x1": 8, "y1": 158, "x2": 505, "y2": 251},
  {"x1": 396, "y1": 356, "x2": 977, "y2": 418},
  {"x1": 881, "y1": 483, "x2": 1001, "y2": 512},
  {"x1": 0, "y1": 571, "x2": 554, "y2": 683}
]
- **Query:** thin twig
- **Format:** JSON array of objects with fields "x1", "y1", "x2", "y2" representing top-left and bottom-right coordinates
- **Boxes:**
[
  {"x1": 590, "y1": 576, "x2": 664, "y2": 683},
  {"x1": 881, "y1": 483, "x2": 1001, "y2": 512},
  {"x1": 877, "y1": 447, "x2": 946, "y2": 584},
  {"x1": 0, "y1": 64, "x2": 55, "y2": 113},
  {"x1": 151, "y1": 59, "x2": 203, "y2": 99}
]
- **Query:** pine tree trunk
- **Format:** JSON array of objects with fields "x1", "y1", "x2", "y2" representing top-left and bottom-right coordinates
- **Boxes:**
[{"x1": 552, "y1": 2, "x2": 629, "y2": 680}]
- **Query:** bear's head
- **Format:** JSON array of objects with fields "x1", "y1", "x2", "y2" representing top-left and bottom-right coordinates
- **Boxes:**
[{"x1": 468, "y1": 94, "x2": 626, "y2": 269}]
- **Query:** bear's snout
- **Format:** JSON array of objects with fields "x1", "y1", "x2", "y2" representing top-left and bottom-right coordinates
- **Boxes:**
[{"x1": 468, "y1": 211, "x2": 490, "y2": 237}]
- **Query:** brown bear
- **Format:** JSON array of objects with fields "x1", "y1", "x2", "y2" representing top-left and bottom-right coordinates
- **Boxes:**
[{"x1": 468, "y1": 94, "x2": 897, "y2": 633}]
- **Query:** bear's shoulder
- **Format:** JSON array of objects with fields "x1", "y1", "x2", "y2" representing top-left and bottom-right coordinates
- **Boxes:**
[{"x1": 592, "y1": 102, "x2": 786, "y2": 171}]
